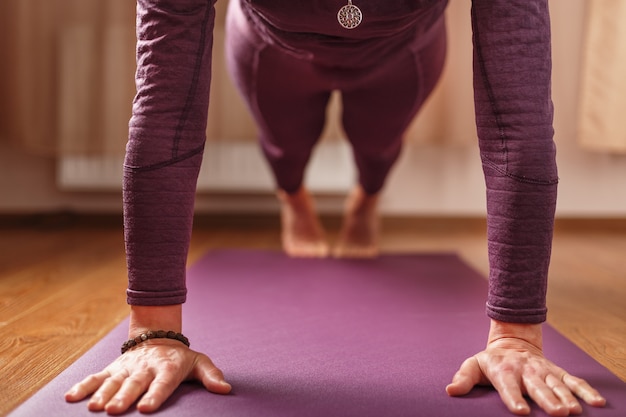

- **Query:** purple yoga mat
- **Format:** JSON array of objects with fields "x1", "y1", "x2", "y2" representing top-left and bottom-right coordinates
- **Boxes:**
[{"x1": 11, "y1": 250, "x2": 625, "y2": 417}]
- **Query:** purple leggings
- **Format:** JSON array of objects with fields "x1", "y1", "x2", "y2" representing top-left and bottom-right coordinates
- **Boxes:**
[
  {"x1": 125, "y1": 0, "x2": 557, "y2": 324},
  {"x1": 225, "y1": 0, "x2": 446, "y2": 194}
]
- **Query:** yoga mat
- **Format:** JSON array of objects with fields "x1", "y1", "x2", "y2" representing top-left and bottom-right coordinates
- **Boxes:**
[{"x1": 11, "y1": 250, "x2": 625, "y2": 417}]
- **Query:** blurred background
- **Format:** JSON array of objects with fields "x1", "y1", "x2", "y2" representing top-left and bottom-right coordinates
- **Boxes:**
[{"x1": 0, "y1": 0, "x2": 625, "y2": 219}]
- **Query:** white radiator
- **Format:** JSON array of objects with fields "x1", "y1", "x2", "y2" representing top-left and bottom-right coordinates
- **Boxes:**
[{"x1": 57, "y1": 141, "x2": 355, "y2": 193}]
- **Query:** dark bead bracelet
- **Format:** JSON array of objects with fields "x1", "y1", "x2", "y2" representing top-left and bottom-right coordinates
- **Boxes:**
[{"x1": 121, "y1": 330, "x2": 190, "y2": 354}]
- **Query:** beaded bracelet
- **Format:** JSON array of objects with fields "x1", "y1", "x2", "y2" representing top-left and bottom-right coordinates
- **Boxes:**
[{"x1": 121, "y1": 330, "x2": 190, "y2": 354}]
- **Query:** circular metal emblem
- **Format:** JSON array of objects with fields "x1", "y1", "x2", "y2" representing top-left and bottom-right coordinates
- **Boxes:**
[{"x1": 337, "y1": 1, "x2": 363, "y2": 29}]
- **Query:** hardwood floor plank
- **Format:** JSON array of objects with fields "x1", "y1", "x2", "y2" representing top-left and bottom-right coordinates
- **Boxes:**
[{"x1": 0, "y1": 228, "x2": 128, "y2": 416}]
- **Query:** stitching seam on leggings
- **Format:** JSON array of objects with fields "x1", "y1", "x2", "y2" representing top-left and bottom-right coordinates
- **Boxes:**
[
  {"x1": 124, "y1": 144, "x2": 205, "y2": 173},
  {"x1": 250, "y1": 45, "x2": 272, "y2": 140},
  {"x1": 402, "y1": 48, "x2": 425, "y2": 140},
  {"x1": 172, "y1": 4, "x2": 212, "y2": 159}
]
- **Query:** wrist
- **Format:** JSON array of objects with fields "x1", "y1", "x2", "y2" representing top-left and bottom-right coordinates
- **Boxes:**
[
  {"x1": 488, "y1": 319, "x2": 543, "y2": 350},
  {"x1": 129, "y1": 304, "x2": 183, "y2": 337}
]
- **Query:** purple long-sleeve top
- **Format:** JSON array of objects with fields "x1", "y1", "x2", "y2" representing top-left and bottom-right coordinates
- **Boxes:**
[{"x1": 124, "y1": 0, "x2": 557, "y2": 324}]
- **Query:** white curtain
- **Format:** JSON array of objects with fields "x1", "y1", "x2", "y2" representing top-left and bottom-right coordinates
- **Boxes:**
[
  {"x1": 578, "y1": 0, "x2": 626, "y2": 154},
  {"x1": 0, "y1": 0, "x2": 476, "y2": 156}
]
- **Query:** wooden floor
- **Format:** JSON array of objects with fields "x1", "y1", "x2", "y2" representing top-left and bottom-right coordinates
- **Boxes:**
[{"x1": 0, "y1": 215, "x2": 625, "y2": 416}]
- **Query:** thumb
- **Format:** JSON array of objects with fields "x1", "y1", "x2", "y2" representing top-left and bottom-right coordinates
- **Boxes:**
[
  {"x1": 446, "y1": 356, "x2": 485, "y2": 397},
  {"x1": 192, "y1": 354, "x2": 232, "y2": 395}
]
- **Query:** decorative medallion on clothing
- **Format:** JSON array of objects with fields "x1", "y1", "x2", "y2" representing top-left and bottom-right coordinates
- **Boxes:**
[{"x1": 337, "y1": 0, "x2": 363, "y2": 29}]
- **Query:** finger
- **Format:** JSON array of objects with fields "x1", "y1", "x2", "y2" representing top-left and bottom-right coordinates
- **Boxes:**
[
  {"x1": 491, "y1": 370, "x2": 531, "y2": 415},
  {"x1": 545, "y1": 374, "x2": 582, "y2": 415},
  {"x1": 446, "y1": 357, "x2": 484, "y2": 396},
  {"x1": 104, "y1": 374, "x2": 153, "y2": 415},
  {"x1": 136, "y1": 375, "x2": 184, "y2": 413},
  {"x1": 522, "y1": 374, "x2": 569, "y2": 417},
  {"x1": 87, "y1": 370, "x2": 129, "y2": 411},
  {"x1": 562, "y1": 373, "x2": 606, "y2": 407},
  {"x1": 192, "y1": 354, "x2": 232, "y2": 395},
  {"x1": 65, "y1": 371, "x2": 111, "y2": 402}
]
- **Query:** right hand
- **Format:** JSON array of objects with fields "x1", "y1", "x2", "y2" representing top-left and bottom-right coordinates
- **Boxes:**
[
  {"x1": 65, "y1": 338, "x2": 231, "y2": 415},
  {"x1": 446, "y1": 320, "x2": 606, "y2": 416}
]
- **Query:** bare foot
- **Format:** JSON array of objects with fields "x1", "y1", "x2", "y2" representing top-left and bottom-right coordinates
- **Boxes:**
[
  {"x1": 333, "y1": 186, "x2": 380, "y2": 258},
  {"x1": 278, "y1": 187, "x2": 329, "y2": 258}
]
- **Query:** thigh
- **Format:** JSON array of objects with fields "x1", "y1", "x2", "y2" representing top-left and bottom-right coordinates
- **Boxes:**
[
  {"x1": 226, "y1": 5, "x2": 331, "y2": 146},
  {"x1": 254, "y1": 47, "x2": 332, "y2": 146},
  {"x1": 341, "y1": 22, "x2": 447, "y2": 146}
]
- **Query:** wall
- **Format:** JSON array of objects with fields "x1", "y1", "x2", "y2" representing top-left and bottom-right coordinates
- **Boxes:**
[{"x1": 0, "y1": 0, "x2": 624, "y2": 217}]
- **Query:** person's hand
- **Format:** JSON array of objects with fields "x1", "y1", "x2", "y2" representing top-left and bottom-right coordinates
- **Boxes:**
[
  {"x1": 64, "y1": 338, "x2": 231, "y2": 415},
  {"x1": 446, "y1": 320, "x2": 606, "y2": 416}
]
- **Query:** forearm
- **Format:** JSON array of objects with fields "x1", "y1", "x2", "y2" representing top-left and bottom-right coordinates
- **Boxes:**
[
  {"x1": 124, "y1": 0, "x2": 217, "y2": 306},
  {"x1": 483, "y1": 179, "x2": 556, "y2": 323},
  {"x1": 471, "y1": 0, "x2": 557, "y2": 323}
]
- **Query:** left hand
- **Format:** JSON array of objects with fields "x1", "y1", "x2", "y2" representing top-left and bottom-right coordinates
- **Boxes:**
[{"x1": 446, "y1": 320, "x2": 606, "y2": 416}]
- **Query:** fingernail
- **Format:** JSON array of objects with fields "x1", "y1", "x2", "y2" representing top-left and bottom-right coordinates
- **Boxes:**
[
  {"x1": 88, "y1": 395, "x2": 104, "y2": 410},
  {"x1": 216, "y1": 380, "x2": 232, "y2": 393},
  {"x1": 105, "y1": 398, "x2": 125, "y2": 414},
  {"x1": 140, "y1": 397, "x2": 155, "y2": 408},
  {"x1": 514, "y1": 403, "x2": 529, "y2": 413},
  {"x1": 64, "y1": 390, "x2": 78, "y2": 402},
  {"x1": 110, "y1": 398, "x2": 123, "y2": 408}
]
